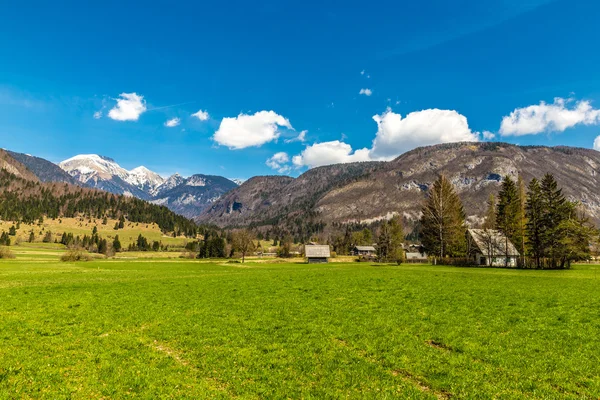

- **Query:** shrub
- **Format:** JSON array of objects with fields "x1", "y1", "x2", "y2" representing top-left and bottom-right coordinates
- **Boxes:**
[
  {"x1": 0, "y1": 246, "x2": 15, "y2": 259},
  {"x1": 60, "y1": 248, "x2": 92, "y2": 262},
  {"x1": 179, "y1": 251, "x2": 197, "y2": 259}
]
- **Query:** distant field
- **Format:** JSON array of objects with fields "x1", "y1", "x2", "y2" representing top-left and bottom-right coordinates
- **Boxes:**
[
  {"x1": 1, "y1": 254, "x2": 599, "y2": 398},
  {"x1": 0, "y1": 218, "x2": 190, "y2": 248}
]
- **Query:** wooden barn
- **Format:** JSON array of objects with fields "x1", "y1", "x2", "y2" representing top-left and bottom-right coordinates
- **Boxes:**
[
  {"x1": 353, "y1": 245, "x2": 376, "y2": 257},
  {"x1": 304, "y1": 245, "x2": 331, "y2": 264}
]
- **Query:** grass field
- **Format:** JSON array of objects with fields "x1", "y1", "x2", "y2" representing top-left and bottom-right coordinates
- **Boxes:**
[
  {"x1": 1, "y1": 251, "x2": 599, "y2": 399},
  {"x1": 0, "y1": 218, "x2": 190, "y2": 248}
]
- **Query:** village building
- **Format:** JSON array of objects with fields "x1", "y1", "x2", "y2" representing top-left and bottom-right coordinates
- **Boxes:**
[
  {"x1": 467, "y1": 229, "x2": 520, "y2": 267},
  {"x1": 352, "y1": 245, "x2": 376, "y2": 257},
  {"x1": 405, "y1": 251, "x2": 428, "y2": 263},
  {"x1": 304, "y1": 245, "x2": 331, "y2": 264}
]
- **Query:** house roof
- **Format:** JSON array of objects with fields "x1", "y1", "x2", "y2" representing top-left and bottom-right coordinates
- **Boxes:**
[
  {"x1": 305, "y1": 245, "x2": 331, "y2": 258},
  {"x1": 468, "y1": 229, "x2": 520, "y2": 257},
  {"x1": 354, "y1": 245, "x2": 376, "y2": 252}
]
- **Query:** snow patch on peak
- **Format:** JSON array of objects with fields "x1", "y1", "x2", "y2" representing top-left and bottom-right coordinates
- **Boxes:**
[{"x1": 186, "y1": 176, "x2": 207, "y2": 187}]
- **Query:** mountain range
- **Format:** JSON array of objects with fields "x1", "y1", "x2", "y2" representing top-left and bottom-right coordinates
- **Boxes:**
[
  {"x1": 3, "y1": 142, "x2": 600, "y2": 231},
  {"x1": 6, "y1": 151, "x2": 239, "y2": 218},
  {"x1": 197, "y1": 142, "x2": 600, "y2": 230}
]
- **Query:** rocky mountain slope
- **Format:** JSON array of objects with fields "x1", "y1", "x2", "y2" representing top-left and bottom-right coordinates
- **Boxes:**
[
  {"x1": 150, "y1": 174, "x2": 239, "y2": 218},
  {"x1": 197, "y1": 142, "x2": 600, "y2": 228},
  {"x1": 0, "y1": 150, "x2": 40, "y2": 182},
  {"x1": 198, "y1": 162, "x2": 384, "y2": 227},
  {"x1": 6, "y1": 150, "x2": 78, "y2": 185}
]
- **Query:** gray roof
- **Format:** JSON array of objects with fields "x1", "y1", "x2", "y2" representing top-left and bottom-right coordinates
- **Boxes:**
[
  {"x1": 355, "y1": 245, "x2": 376, "y2": 252},
  {"x1": 305, "y1": 245, "x2": 331, "y2": 258},
  {"x1": 468, "y1": 229, "x2": 520, "y2": 257}
]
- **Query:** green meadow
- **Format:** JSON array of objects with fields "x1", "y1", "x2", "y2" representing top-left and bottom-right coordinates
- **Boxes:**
[{"x1": 1, "y1": 247, "x2": 599, "y2": 399}]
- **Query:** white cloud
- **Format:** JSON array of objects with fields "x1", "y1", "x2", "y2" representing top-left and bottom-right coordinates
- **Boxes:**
[
  {"x1": 93, "y1": 111, "x2": 102, "y2": 119},
  {"x1": 191, "y1": 109, "x2": 209, "y2": 121},
  {"x1": 292, "y1": 141, "x2": 372, "y2": 168},
  {"x1": 107, "y1": 93, "x2": 147, "y2": 121},
  {"x1": 291, "y1": 107, "x2": 480, "y2": 169},
  {"x1": 499, "y1": 97, "x2": 600, "y2": 136},
  {"x1": 266, "y1": 152, "x2": 291, "y2": 173},
  {"x1": 482, "y1": 130, "x2": 496, "y2": 140},
  {"x1": 369, "y1": 108, "x2": 479, "y2": 159},
  {"x1": 213, "y1": 110, "x2": 293, "y2": 149},
  {"x1": 594, "y1": 136, "x2": 600, "y2": 151},
  {"x1": 164, "y1": 117, "x2": 181, "y2": 127},
  {"x1": 359, "y1": 88, "x2": 373, "y2": 96},
  {"x1": 284, "y1": 130, "x2": 307, "y2": 143},
  {"x1": 361, "y1": 70, "x2": 365, "y2": 75}
]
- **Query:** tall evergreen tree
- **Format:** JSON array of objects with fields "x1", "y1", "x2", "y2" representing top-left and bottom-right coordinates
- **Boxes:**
[
  {"x1": 420, "y1": 175, "x2": 466, "y2": 259},
  {"x1": 540, "y1": 173, "x2": 569, "y2": 268},
  {"x1": 496, "y1": 176, "x2": 521, "y2": 266},
  {"x1": 517, "y1": 176, "x2": 527, "y2": 264},
  {"x1": 112, "y1": 235, "x2": 122, "y2": 252},
  {"x1": 525, "y1": 178, "x2": 544, "y2": 268}
]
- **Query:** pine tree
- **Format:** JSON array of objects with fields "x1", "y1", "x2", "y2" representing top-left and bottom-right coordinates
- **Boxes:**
[
  {"x1": 113, "y1": 235, "x2": 122, "y2": 252},
  {"x1": 496, "y1": 176, "x2": 521, "y2": 266},
  {"x1": 28, "y1": 231, "x2": 35, "y2": 243},
  {"x1": 8, "y1": 225, "x2": 16, "y2": 236},
  {"x1": 98, "y1": 239, "x2": 108, "y2": 255},
  {"x1": 540, "y1": 173, "x2": 569, "y2": 268},
  {"x1": 517, "y1": 176, "x2": 527, "y2": 263},
  {"x1": 420, "y1": 175, "x2": 466, "y2": 259}
]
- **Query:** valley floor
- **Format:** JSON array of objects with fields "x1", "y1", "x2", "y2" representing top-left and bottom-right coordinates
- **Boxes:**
[{"x1": 1, "y1": 251, "x2": 599, "y2": 398}]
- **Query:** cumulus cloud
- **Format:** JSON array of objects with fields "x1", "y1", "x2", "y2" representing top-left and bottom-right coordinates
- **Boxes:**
[
  {"x1": 499, "y1": 97, "x2": 600, "y2": 136},
  {"x1": 482, "y1": 130, "x2": 496, "y2": 140},
  {"x1": 93, "y1": 111, "x2": 102, "y2": 119},
  {"x1": 284, "y1": 130, "x2": 307, "y2": 143},
  {"x1": 359, "y1": 88, "x2": 373, "y2": 96},
  {"x1": 594, "y1": 136, "x2": 600, "y2": 151},
  {"x1": 292, "y1": 141, "x2": 372, "y2": 168},
  {"x1": 164, "y1": 117, "x2": 181, "y2": 127},
  {"x1": 213, "y1": 110, "x2": 293, "y2": 149},
  {"x1": 291, "y1": 107, "x2": 481, "y2": 169},
  {"x1": 266, "y1": 152, "x2": 291, "y2": 173},
  {"x1": 369, "y1": 108, "x2": 479, "y2": 159},
  {"x1": 107, "y1": 93, "x2": 147, "y2": 121},
  {"x1": 191, "y1": 109, "x2": 209, "y2": 121}
]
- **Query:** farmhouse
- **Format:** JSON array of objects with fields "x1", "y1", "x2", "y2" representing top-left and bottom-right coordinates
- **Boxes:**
[
  {"x1": 304, "y1": 245, "x2": 331, "y2": 264},
  {"x1": 405, "y1": 251, "x2": 428, "y2": 263},
  {"x1": 468, "y1": 229, "x2": 520, "y2": 267},
  {"x1": 353, "y1": 245, "x2": 376, "y2": 256}
]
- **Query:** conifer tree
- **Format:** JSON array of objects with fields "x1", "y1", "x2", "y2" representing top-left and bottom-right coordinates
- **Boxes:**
[
  {"x1": 496, "y1": 176, "x2": 521, "y2": 266},
  {"x1": 540, "y1": 173, "x2": 569, "y2": 268},
  {"x1": 112, "y1": 235, "x2": 122, "y2": 252},
  {"x1": 420, "y1": 175, "x2": 466, "y2": 259}
]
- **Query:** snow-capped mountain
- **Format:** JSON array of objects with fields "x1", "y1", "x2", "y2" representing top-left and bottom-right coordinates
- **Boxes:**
[
  {"x1": 155, "y1": 173, "x2": 185, "y2": 196},
  {"x1": 58, "y1": 154, "x2": 239, "y2": 217},
  {"x1": 150, "y1": 174, "x2": 239, "y2": 218},
  {"x1": 126, "y1": 166, "x2": 165, "y2": 195},
  {"x1": 59, "y1": 154, "x2": 152, "y2": 199},
  {"x1": 229, "y1": 178, "x2": 246, "y2": 186}
]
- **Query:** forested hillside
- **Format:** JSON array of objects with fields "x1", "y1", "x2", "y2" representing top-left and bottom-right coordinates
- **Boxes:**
[{"x1": 0, "y1": 168, "x2": 197, "y2": 236}]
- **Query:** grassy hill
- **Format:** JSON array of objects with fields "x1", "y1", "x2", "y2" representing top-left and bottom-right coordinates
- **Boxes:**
[{"x1": 0, "y1": 217, "x2": 191, "y2": 249}]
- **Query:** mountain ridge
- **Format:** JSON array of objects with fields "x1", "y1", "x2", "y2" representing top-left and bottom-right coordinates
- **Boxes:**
[{"x1": 196, "y1": 142, "x2": 600, "y2": 232}]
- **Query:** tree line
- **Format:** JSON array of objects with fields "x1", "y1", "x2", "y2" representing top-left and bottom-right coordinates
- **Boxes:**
[{"x1": 418, "y1": 173, "x2": 597, "y2": 269}]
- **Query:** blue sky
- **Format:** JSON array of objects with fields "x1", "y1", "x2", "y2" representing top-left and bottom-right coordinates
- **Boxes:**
[{"x1": 1, "y1": 0, "x2": 600, "y2": 178}]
